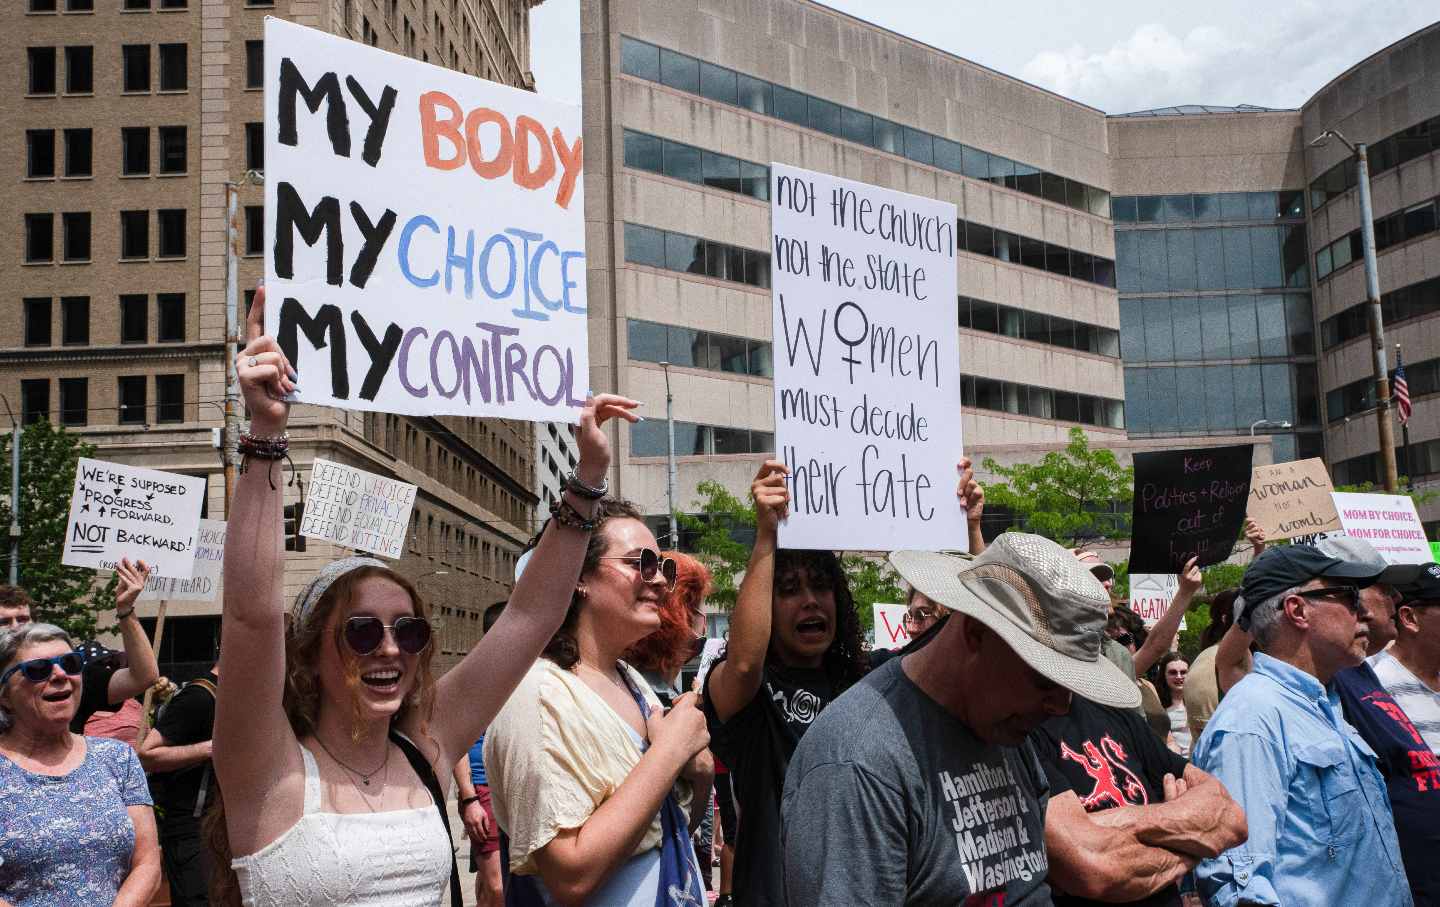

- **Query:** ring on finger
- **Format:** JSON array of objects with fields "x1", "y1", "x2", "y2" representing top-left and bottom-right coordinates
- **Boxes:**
[{"x1": 248, "y1": 356, "x2": 258, "y2": 368}]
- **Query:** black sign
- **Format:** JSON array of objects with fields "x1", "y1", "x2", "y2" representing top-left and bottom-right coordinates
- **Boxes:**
[{"x1": 1129, "y1": 444, "x2": 1254, "y2": 574}]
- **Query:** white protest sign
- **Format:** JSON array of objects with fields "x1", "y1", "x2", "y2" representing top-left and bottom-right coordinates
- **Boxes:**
[
  {"x1": 1130, "y1": 574, "x2": 1182, "y2": 628},
  {"x1": 62, "y1": 459, "x2": 205, "y2": 578},
  {"x1": 301, "y1": 458, "x2": 417, "y2": 558},
  {"x1": 1331, "y1": 492, "x2": 1432, "y2": 564},
  {"x1": 873, "y1": 603, "x2": 911, "y2": 651},
  {"x1": 139, "y1": 519, "x2": 226, "y2": 602},
  {"x1": 696, "y1": 638, "x2": 726, "y2": 689},
  {"x1": 264, "y1": 19, "x2": 588, "y2": 422},
  {"x1": 769, "y1": 164, "x2": 963, "y2": 551}
]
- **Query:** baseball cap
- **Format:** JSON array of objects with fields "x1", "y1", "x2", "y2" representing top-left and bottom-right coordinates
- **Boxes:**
[
  {"x1": 1237, "y1": 544, "x2": 1384, "y2": 630},
  {"x1": 1396, "y1": 562, "x2": 1440, "y2": 603},
  {"x1": 1072, "y1": 549, "x2": 1115, "y2": 583},
  {"x1": 1313, "y1": 536, "x2": 1426, "y2": 587},
  {"x1": 890, "y1": 533, "x2": 1140, "y2": 709}
]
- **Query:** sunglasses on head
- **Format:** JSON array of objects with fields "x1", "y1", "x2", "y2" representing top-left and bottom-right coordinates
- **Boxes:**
[
  {"x1": 342, "y1": 616, "x2": 432, "y2": 656},
  {"x1": 599, "y1": 549, "x2": 677, "y2": 586},
  {"x1": 1, "y1": 651, "x2": 85, "y2": 686}
]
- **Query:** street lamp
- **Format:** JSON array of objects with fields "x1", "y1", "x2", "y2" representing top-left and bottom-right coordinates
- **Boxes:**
[
  {"x1": 1310, "y1": 129, "x2": 1399, "y2": 493},
  {"x1": 1250, "y1": 419, "x2": 1292, "y2": 436},
  {"x1": 658, "y1": 362, "x2": 678, "y2": 549}
]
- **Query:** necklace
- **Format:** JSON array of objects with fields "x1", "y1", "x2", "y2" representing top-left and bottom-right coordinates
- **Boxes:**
[{"x1": 313, "y1": 733, "x2": 390, "y2": 787}]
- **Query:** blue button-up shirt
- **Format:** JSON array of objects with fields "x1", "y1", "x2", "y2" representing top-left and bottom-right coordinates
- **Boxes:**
[{"x1": 1194, "y1": 653, "x2": 1412, "y2": 907}]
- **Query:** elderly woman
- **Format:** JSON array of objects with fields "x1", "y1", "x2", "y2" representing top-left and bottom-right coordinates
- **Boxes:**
[{"x1": 0, "y1": 622, "x2": 161, "y2": 906}]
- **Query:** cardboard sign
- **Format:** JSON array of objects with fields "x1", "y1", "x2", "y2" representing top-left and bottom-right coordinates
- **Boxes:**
[
  {"x1": 264, "y1": 19, "x2": 588, "y2": 422},
  {"x1": 1130, "y1": 444, "x2": 1253, "y2": 574},
  {"x1": 1246, "y1": 458, "x2": 1341, "y2": 540},
  {"x1": 1130, "y1": 574, "x2": 1184, "y2": 629},
  {"x1": 1331, "y1": 492, "x2": 1432, "y2": 564},
  {"x1": 873, "y1": 603, "x2": 911, "y2": 651},
  {"x1": 62, "y1": 459, "x2": 206, "y2": 578},
  {"x1": 301, "y1": 458, "x2": 417, "y2": 558},
  {"x1": 139, "y1": 519, "x2": 226, "y2": 602},
  {"x1": 769, "y1": 163, "x2": 963, "y2": 551}
]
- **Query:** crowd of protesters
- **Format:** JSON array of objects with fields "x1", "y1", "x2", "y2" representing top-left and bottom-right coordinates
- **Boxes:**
[{"x1": 1, "y1": 286, "x2": 1439, "y2": 907}]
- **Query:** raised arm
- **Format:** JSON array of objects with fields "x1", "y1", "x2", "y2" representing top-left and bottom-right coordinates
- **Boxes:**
[
  {"x1": 1134, "y1": 557, "x2": 1201, "y2": 676},
  {"x1": 1214, "y1": 623, "x2": 1254, "y2": 695},
  {"x1": 959, "y1": 457, "x2": 986, "y2": 555},
  {"x1": 136, "y1": 729, "x2": 212, "y2": 775},
  {"x1": 104, "y1": 558, "x2": 160, "y2": 702},
  {"x1": 705, "y1": 461, "x2": 787, "y2": 723}
]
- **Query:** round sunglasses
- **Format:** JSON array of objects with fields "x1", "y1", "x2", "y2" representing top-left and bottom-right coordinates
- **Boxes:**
[
  {"x1": 1, "y1": 651, "x2": 85, "y2": 687},
  {"x1": 599, "y1": 548, "x2": 678, "y2": 586},
  {"x1": 342, "y1": 616, "x2": 433, "y2": 656}
]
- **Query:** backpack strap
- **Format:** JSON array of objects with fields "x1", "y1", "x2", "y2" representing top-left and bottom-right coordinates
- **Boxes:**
[{"x1": 390, "y1": 729, "x2": 463, "y2": 907}]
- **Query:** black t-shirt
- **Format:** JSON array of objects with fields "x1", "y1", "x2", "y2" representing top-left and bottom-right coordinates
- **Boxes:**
[
  {"x1": 70, "y1": 656, "x2": 124, "y2": 733},
  {"x1": 1028, "y1": 697, "x2": 1189, "y2": 907},
  {"x1": 1334, "y1": 662, "x2": 1440, "y2": 906},
  {"x1": 703, "y1": 654, "x2": 836, "y2": 907},
  {"x1": 150, "y1": 672, "x2": 219, "y2": 816}
]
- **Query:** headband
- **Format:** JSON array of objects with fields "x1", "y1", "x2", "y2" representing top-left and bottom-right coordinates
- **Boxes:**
[{"x1": 291, "y1": 556, "x2": 388, "y2": 632}]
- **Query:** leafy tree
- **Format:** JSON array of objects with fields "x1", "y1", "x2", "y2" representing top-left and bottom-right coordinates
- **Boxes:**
[
  {"x1": 677, "y1": 480, "x2": 755, "y2": 611},
  {"x1": 1334, "y1": 480, "x2": 1438, "y2": 506},
  {"x1": 981, "y1": 427, "x2": 1134, "y2": 544},
  {"x1": 840, "y1": 555, "x2": 905, "y2": 640},
  {"x1": 0, "y1": 420, "x2": 112, "y2": 639}
]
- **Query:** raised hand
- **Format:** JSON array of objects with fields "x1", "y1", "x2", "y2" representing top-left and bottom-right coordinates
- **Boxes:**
[
  {"x1": 575, "y1": 393, "x2": 641, "y2": 487},
  {"x1": 1177, "y1": 556, "x2": 1202, "y2": 597},
  {"x1": 750, "y1": 460, "x2": 791, "y2": 536},
  {"x1": 115, "y1": 558, "x2": 151, "y2": 612},
  {"x1": 1243, "y1": 517, "x2": 1266, "y2": 558},
  {"x1": 235, "y1": 285, "x2": 296, "y2": 435},
  {"x1": 957, "y1": 456, "x2": 984, "y2": 525}
]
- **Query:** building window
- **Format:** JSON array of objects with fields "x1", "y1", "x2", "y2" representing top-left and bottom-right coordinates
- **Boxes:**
[
  {"x1": 59, "y1": 379, "x2": 87, "y2": 427},
  {"x1": 61, "y1": 212, "x2": 90, "y2": 262},
  {"x1": 245, "y1": 122, "x2": 264, "y2": 170},
  {"x1": 62, "y1": 129, "x2": 91, "y2": 177},
  {"x1": 157, "y1": 209, "x2": 186, "y2": 258},
  {"x1": 155, "y1": 375, "x2": 184, "y2": 423},
  {"x1": 28, "y1": 47, "x2": 57, "y2": 94},
  {"x1": 20, "y1": 380, "x2": 50, "y2": 425},
  {"x1": 157, "y1": 293, "x2": 185, "y2": 342},
  {"x1": 158, "y1": 126, "x2": 186, "y2": 174},
  {"x1": 66, "y1": 0, "x2": 94, "y2": 9},
  {"x1": 623, "y1": 223, "x2": 770, "y2": 289},
  {"x1": 118, "y1": 376, "x2": 147, "y2": 424},
  {"x1": 61, "y1": 297, "x2": 89, "y2": 345},
  {"x1": 158, "y1": 44, "x2": 187, "y2": 91},
  {"x1": 122, "y1": 0, "x2": 150, "y2": 9},
  {"x1": 64, "y1": 46, "x2": 92, "y2": 93},
  {"x1": 30, "y1": 0, "x2": 60, "y2": 11},
  {"x1": 26, "y1": 130, "x2": 55, "y2": 178},
  {"x1": 23, "y1": 298, "x2": 52, "y2": 347},
  {"x1": 244, "y1": 206, "x2": 264, "y2": 255},
  {"x1": 120, "y1": 294, "x2": 148, "y2": 343},
  {"x1": 630, "y1": 420, "x2": 775, "y2": 457},
  {"x1": 120, "y1": 211, "x2": 149, "y2": 259},
  {"x1": 24, "y1": 213, "x2": 54, "y2": 263},
  {"x1": 245, "y1": 40, "x2": 263, "y2": 89},
  {"x1": 627, "y1": 319, "x2": 774, "y2": 377},
  {"x1": 121, "y1": 45, "x2": 150, "y2": 92},
  {"x1": 121, "y1": 127, "x2": 149, "y2": 175},
  {"x1": 159, "y1": 0, "x2": 187, "y2": 8}
]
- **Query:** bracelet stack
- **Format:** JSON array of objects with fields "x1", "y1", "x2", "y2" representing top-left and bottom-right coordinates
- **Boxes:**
[
  {"x1": 562, "y1": 471, "x2": 608, "y2": 500},
  {"x1": 548, "y1": 497, "x2": 598, "y2": 532},
  {"x1": 238, "y1": 430, "x2": 290, "y2": 461}
]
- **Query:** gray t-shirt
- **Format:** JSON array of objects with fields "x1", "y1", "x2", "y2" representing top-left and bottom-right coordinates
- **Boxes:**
[{"x1": 782, "y1": 657, "x2": 1052, "y2": 906}]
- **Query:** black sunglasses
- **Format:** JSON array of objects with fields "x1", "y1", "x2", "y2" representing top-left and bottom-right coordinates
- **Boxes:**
[
  {"x1": 342, "y1": 616, "x2": 433, "y2": 656},
  {"x1": 1, "y1": 651, "x2": 85, "y2": 686},
  {"x1": 903, "y1": 607, "x2": 937, "y2": 625},
  {"x1": 599, "y1": 549, "x2": 677, "y2": 586},
  {"x1": 1297, "y1": 585, "x2": 1362, "y2": 615}
]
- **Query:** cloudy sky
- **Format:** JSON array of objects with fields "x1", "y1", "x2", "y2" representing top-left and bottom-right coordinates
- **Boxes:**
[{"x1": 530, "y1": 0, "x2": 1436, "y2": 113}]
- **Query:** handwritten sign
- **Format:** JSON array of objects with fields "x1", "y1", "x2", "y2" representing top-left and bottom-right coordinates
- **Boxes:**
[
  {"x1": 769, "y1": 163, "x2": 962, "y2": 551},
  {"x1": 1246, "y1": 458, "x2": 1341, "y2": 540},
  {"x1": 301, "y1": 459, "x2": 417, "y2": 558},
  {"x1": 696, "y1": 638, "x2": 726, "y2": 689},
  {"x1": 139, "y1": 519, "x2": 226, "y2": 602},
  {"x1": 873, "y1": 603, "x2": 911, "y2": 651},
  {"x1": 263, "y1": 18, "x2": 587, "y2": 423},
  {"x1": 1130, "y1": 574, "x2": 1184, "y2": 628},
  {"x1": 1130, "y1": 444, "x2": 1253, "y2": 574},
  {"x1": 62, "y1": 459, "x2": 205, "y2": 578},
  {"x1": 1331, "y1": 492, "x2": 1431, "y2": 564}
]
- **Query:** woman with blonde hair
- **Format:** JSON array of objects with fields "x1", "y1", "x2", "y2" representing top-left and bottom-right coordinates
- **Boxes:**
[{"x1": 209, "y1": 288, "x2": 639, "y2": 906}]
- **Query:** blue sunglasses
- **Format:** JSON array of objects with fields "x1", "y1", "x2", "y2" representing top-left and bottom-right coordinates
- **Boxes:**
[{"x1": 0, "y1": 651, "x2": 86, "y2": 687}]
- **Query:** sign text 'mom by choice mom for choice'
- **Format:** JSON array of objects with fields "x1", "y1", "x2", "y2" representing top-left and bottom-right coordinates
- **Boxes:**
[
  {"x1": 263, "y1": 19, "x2": 588, "y2": 424},
  {"x1": 769, "y1": 164, "x2": 964, "y2": 552}
]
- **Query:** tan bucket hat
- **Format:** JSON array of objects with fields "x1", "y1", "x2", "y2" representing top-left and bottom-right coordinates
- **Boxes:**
[{"x1": 889, "y1": 533, "x2": 1140, "y2": 709}]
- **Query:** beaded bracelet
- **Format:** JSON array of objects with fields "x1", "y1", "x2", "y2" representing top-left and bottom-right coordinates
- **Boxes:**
[
  {"x1": 562, "y1": 471, "x2": 608, "y2": 500},
  {"x1": 548, "y1": 497, "x2": 598, "y2": 532},
  {"x1": 238, "y1": 430, "x2": 290, "y2": 460}
]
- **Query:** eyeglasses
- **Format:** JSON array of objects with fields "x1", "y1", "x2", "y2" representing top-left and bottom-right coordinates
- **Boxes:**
[
  {"x1": 1297, "y1": 585, "x2": 1362, "y2": 615},
  {"x1": 0, "y1": 651, "x2": 85, "y2": 687},
  {"x1": 902, "y1": 608, "x2": 936, "y2": 626},
  {"x1": 342, "y1": 616, "x2": 432, "y2": 656},
  {"x1": 599, "y1": 549, "x2": 677, "y2": 586}
]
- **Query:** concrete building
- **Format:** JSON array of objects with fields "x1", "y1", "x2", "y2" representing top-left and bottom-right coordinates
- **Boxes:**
[
  {"x1": 534, "y1": 419, "x2": 581, "y2": 525},
  {"x1": 4, "y1": 0, "x2": 544, "y2": 675}
]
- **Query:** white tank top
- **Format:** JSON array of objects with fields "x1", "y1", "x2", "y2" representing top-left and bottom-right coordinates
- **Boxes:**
[{"x1": 232, "y1": 743, "x2": 452, "y2": 906}]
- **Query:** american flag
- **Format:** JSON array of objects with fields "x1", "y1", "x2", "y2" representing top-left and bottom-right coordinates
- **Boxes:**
[{"x1": 1395, "y1": 352, "x2": 1412, "y2": 425}]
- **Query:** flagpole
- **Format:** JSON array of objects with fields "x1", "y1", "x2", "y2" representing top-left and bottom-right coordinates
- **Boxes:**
[{"x1": 1397, "y1": 343, "x2": 1413, "y2": 492}]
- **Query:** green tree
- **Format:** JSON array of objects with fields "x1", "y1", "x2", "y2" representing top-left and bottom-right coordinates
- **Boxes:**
[
  {"x1": 1333, "y1": 481, "x2": 1438, "y2": 506},
  {"x1": 677, "y1": 480, "x2": 755, "y2": 611},
  {"x1": 840, "y1": 555, "x2": 905, "y2": 638},
  {"x1": 0, "y1": 421, "x2": 112, "y2": 639},
  {"x1": 982, "y1": 427, "x2": 1134, "y2": 544}
]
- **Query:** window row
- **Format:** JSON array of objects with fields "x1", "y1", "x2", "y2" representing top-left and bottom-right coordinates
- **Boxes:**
[
  {"x1": 619, "y1": 36, "x2": 1111, "y2": 218},
  {"x1": 1310, "y1": 113, "x2": 1440, "y2": 211},
  {"x1": 1119, "y1": 293, "x2": 1314, "y2": 364},
  {"x1": 27, "y1": 44, "x2": 187, "y2": 96},
  {"x1": 958, "y1": 296, "x2": 1121, "y2": 357},
  {"x1": 623, "y1": 223, "x2": 771, "y2": 289},
  {"x1": 1314, "y1": 194, "x2": 1440, "y2": 281},
  {"x1": 21, "y1": 213, "x2": 91, "y2": 263},
  {"x1": 1115, "y1": 224, "x2": 1310, "y2": 293},
  {"x1": 23, "y1": 294, "x2": 186, "y2": 347},
  {"x1": 26, "y1": 127, "x2": 187, "y2": 179},
  {"x1": 1320, "y1": 275, "x2": 1440, "y2": 350},
  {"x1": 19, "y1": 374, "x2": 186, "y2": 427},
  {"x1": 963, "y1": 375, "x2": 1124, "y2": 428},
  {"x1": 1333, "y1": 437, "x2": 1440, "y2": 487},
  {"x1": 29, "y1": 0, "x2": 195, "y2": 9},
  {"x1": 957, "y1": 219, "x2": 1117, "y2": 287},
  {"x1": 622, "y1": 130, "x2": 769, "y2": 201},
  {"x1": 627, "y1": 319, "x2": 773, "y2": 378},
  {"x1": 1326, "y1": 356, "x2": 1439, "y2": 424},
  {"x1": 1112, "y1": 191, "x2": 1304, "y2": 224},
  {"x1": 24, "y1": 210, "x2": 188, "y2": 262},
  {"x1": 1124, "y1": 364, "x2": 1320, "y2": 438},
  {"x1": 630, "y1": 420, "x2": 775, "y2": 458}
]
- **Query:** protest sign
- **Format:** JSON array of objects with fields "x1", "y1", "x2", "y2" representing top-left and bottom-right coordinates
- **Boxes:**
[
  {"x1": 1247, "y1": 457, "x2": 1342, "y2": 540},
  {"x1": 139, "y1": 520, "x2": 226, "y2": 602},
  {"x1": 769, "y1": 163, "x2": 962, "y2": 551},
  {"x1": 264, "y1": 19, "x2": 587, "y2": 423},
  {"x1": 62, "y1": 459, "x2": 206, "y2": 578},
  {"x1": 1130, "y1": 444, "x2": 1253, "y2": 574},
  {"x1": 696, "y1": 638, "x2": 726, "y2": 688},
  {"x1": 873, "y1": 603, "x2": 911, "y2": 651},
  {"x1": 1331, "y1": 492, "x2": 1432, "y2": 564},
  {"x1": 301, "y1": 459, "x2": 417, "y2": 558},
  {"x1": 1130, "y1": 574, "x2": 1184, "y2": 629}
]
